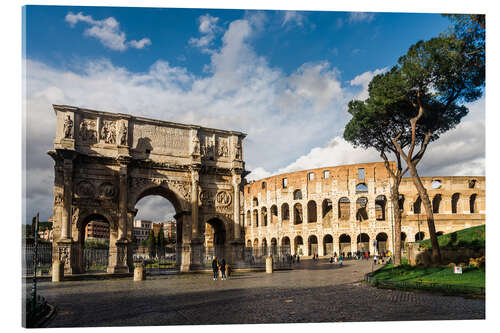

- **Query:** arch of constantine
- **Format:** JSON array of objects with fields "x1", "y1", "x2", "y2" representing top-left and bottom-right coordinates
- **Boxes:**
[
  {"x1": 243, "y1": 162, "x2": 485, "y2": 257},
  {"x1": 48, "y1": 105, "x2": 246, "y2": 273}
]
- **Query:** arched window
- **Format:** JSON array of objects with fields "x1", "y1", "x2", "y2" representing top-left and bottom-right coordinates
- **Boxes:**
[
  {"x1": 452, "y1": 193, "x2": 460, "y2": 214},
  {"x1": 246, "y1": 210, "x2": 251, "y2": 226},
  {"x1": 308, "y1": 235, "x2": 318, "y2": 256},
  {"x1": 253, "y1": 197, "x2": 258, "y2": 207},
  {"x1": 398, "y1": 194, "x2": 405, "y2": 212},
  {"x1": 338, "y1": 197, "x2": 350, "y2": 220},
  {"x1": 356, "y1": 197, "x2": 368, "y2": 221},
  {"x1": 431, "y1": 180, "x2": 442, "y2": 189},
  {"x1": 261, "y1": 181, "x2": 266, "y2": 189},
  {"x1": 322, "y1": 199, "x2": 333, "y2": 227},
  {"x1": 356, "y1": 183, "x2": 368, "y2": 193},
  {"x1": 261, "y1": 207, "x2": 268, "y2": 227},
  {"x1": 294, "y1": 203, "x2": 303, "y2": 225},
  {"x1": 470, "y1": 194, "x2": 478, "y2": 213},
  {"x1": 415, "y1": 232, "x2": 425, "y2": 241},
  {"x1": 253, "y1": 209, "x2": 259, "y2": 227},
  {"x1": 293, "y1": 189, "x2": 303, "y2": 200},
  {"x1": 432, "y1": 194, "x2": 442, "y2": 214},
  {"x1": 294, "y1": 236, "x2": 304, "y2": 255},
  {"x1": 281, "y1": 203, "x2": 290, "y2": 221},
  {"x1": 375, "y1": 195, "x2": 386, "y2": 220},
  {"x1": 307, "y1": 200, "x2": 317, "y2": 223},
  {"x1": 270, "y1": 205, "x2": 278, "y2": 224},
  {"x1": 413, "y1": 196, "x2": 422, "y2": 214},
  {"x1": 323, "y1": 234, "x2": 333, "y2": 256}
]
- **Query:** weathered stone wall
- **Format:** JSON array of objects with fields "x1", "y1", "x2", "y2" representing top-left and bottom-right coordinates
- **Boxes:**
[
  {"x1": 243, "y1": 162, "x2": 485, "y2": 257},
  {"x1": 49, "y1": 105, "x2": 247, "y2": 273}
]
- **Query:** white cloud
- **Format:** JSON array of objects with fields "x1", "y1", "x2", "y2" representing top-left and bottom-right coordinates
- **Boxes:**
[
  {"x1": 349, "y1": 67, "x2": 388, "y2": 100},
  {"x1": 189, "y1": 14, "x2": 220, "y2": 52},
  {"x1": 281, "y1": 11, "x2": 305, "y2": 29},
  {"x1": 135, "y1": 196, "x2": 176, "y2": 222},
  {"x1": 128, "y1": 38, "x2": 152, "y2": 49},
  {"x1": 65, "y1": 12, "x2": 151, "y2": 51},
  {"x1": 348, "y1": 12, "x2": 375, "y2": 24}
]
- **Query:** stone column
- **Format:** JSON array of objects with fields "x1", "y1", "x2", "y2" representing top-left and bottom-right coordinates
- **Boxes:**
[
  {"x1": 118, "y1": 160, "x2": 129, "y2": 241},
  {"x1": 318, "y1": 237, "x2": 324, "y2": 257},
  {"x1": 232, "y1": 172, "x2": 242, "y2": 240},
  {"x1": 190, "y1": 167, "x2": 200, "y2": 240},
  {"x1": 61, "y1": 158, "x2": 74, "y2": 240},
  {"x1": 108, "y1": 158, "x2": 130, "y2": 274}
]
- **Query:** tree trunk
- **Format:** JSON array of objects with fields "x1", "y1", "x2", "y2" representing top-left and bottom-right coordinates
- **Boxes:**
[
  {"x1": 391, "y1": 181, "x2": 402, "y2": 266},
  {"x1": 406, "y1": 161, "x2": 441, "y2": 264}
]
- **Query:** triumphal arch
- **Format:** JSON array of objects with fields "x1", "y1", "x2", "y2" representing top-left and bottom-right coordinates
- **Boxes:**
[{"x1": 48, "y1": 105, "x2": 246, "y2": 273}]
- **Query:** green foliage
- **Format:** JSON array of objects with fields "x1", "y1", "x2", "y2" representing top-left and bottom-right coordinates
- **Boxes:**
[
  {"x1": 372, "y1": 260, "x2": 485, "y2": 288},
  {"x1": 157, "y1": 225, "x2": 166, "y2": 257},
  {"x1": 419, "y1": 225, "x2": 485, "y2": 250},
  {"x1": 146, "y1": 230, "x2": 156, "y2": 257},
  {"x1": 84, "y1": 239, "x2": 109, "y2": 249}
]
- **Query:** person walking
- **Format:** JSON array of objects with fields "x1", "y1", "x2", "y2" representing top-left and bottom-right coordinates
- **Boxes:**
[
  {"x1": 339, "y1": 254, "x2": 343, "y2": 266},
  {"x1": 373, "y1": 254, "x2": 377, "y2": 265},
  {"x1": 212, "y1": 256, "x2": 219, "y2": 280},
  {"x1": 220, "y1": 258, "x2": 227, "y2": 280},
  {"x1": 297, "y1": 255, "x2": 300, "y2": 263}
]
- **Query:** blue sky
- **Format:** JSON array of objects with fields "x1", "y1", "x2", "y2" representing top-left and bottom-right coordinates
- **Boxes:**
[
  {"x1": 25, "y1": 7, "x2": 450, "y2": 81},
  {"x1": 23, "y1": 6, "x2": 485, "y2": 222}
]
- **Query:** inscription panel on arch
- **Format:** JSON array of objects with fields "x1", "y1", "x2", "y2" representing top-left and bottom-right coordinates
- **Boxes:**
[{"x1": 132, "y1": 122, "x2": 190, "y2": 155}]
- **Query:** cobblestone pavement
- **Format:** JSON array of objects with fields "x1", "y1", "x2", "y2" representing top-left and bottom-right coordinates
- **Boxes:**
[{"x1": 28, "y1": 259, "x2": 485, "y2": 327}]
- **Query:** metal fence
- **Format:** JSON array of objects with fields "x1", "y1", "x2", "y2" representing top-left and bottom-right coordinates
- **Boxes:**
[
  {"x1": 22, "y1": 243, "x2": 52, "y2": 276},
  {"x1": 243, "y1": 246, "x2": 292, "y2": 270},
  {"x1": 83, "y1": 247, "x2": 109, "y2": 273}
]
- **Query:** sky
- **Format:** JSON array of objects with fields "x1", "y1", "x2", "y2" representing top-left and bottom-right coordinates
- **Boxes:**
[{"x1": 23, "y1": 5, "x2": 485, "y2": 223}]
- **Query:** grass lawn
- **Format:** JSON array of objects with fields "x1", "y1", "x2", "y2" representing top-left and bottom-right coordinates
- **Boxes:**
[
  {"x1": 373, "y1": 260, "x2": 485, "y2": 288},
  {"x1": 419, "y1": 225, "x2": 485, "y2": 250}
]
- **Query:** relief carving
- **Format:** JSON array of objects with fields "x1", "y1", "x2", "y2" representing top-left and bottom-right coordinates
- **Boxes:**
[
  {"x1": 99, "y1": 182, "x2": 116, "y2": 199},
  {"x1": 76, "y1": 181, "x2": 95, "y2": 198},
  {"x1": 217, "y1": 137, "x2": 229, "y2": 158},
  {"x1": 58, "y1": 246, "x2": 70, "y2": 267},
  {"x1": 54, "y1": 193, "x2": 64, "y2": 206},
  {"x1": 199, "y1": 190, "x2": 213, "y2": 206},
  {"x1": 117, "y1": 246, "x2": 126, "y2": 266},
  {"x1": 200, "y1": 135, "x2": 215, "y2": 158},
  {"x1": 101, "y1": 120, "x2": 116, "y2": 144},
  {"x1": 78, "y1": 119, "x2": 97, "y2": 144},
  {"x1": 63, "y1": 115, "x2": 73, "y2": 139},
  {"x1": 215, "y1": 191, "x2": 232, "y2": 207}
]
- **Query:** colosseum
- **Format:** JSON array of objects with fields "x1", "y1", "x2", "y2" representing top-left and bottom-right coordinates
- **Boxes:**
[{"x1": 243, "y1": 161, "x2": 485, "y2": 258}]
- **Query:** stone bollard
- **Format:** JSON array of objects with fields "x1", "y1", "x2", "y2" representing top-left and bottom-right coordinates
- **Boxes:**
[
  {"x1": 266, "y1": 256, "x2": 273, "y2": 274},
  {"x1": 52, "y1": 261, "x2": 64, "y2": 282},
  {"x1": 134, "y1": 265, "x2": 145, "y2": 281}
]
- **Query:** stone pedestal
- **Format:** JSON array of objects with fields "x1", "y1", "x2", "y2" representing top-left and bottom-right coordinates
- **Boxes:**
[
  {"x1": 56, "y1": 240, "x2": 76, "y2": 275},
  {"x1": 230, "y1": 241, "x2": 245, "y2": 268},
  {"x1": 266, "y1": 256, "x2": 273, "y2": 274},
  {"x1": 180, "y1": 243, "x2": 192, "y2": 273},
  {"x1": 189, "y1": 240, "x2": 204, "y2": 271},
  {"x1": 108, "y1": 241, "x2": 129, "y2": 274},
  {"x1": 134, "y1": 265, "x2": 144, "y2": 281},
  {"x1": 52, "y1": 261, "x2": 64, "y2": 282}
]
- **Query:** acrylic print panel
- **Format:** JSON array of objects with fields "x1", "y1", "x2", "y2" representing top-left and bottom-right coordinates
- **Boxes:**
[{"x1": 22, "y1": 2, "x2": 485, "y2": 328}]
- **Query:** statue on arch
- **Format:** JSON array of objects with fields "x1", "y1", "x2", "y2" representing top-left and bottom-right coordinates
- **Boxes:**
[{"x1": 63, "y1": 115, "x2": 73, "y2": 139}]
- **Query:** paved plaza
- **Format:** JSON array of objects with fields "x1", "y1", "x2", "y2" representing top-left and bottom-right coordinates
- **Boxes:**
[{"x1": 30, "y1": 259, "x2": 484, "y2": 327}]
